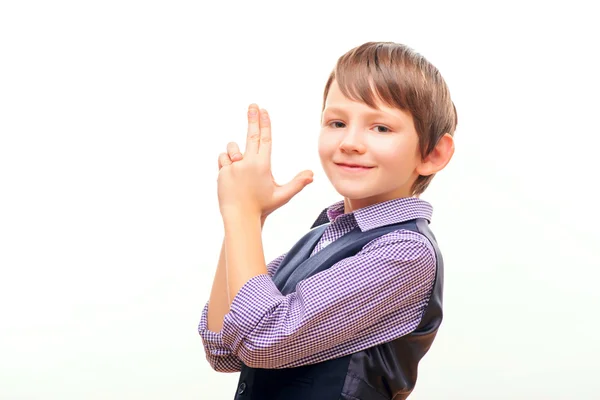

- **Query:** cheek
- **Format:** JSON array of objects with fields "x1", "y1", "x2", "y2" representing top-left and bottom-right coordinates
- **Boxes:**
[
  {"x1": 318, "y1": 131, "x2": 333, "y2": 158},
  {"x1": 372, "y1": 141, "x2": 417, "y2": 171},
  {"x1": 369, "y1": 141, "x2": 399, "y2": 164}
]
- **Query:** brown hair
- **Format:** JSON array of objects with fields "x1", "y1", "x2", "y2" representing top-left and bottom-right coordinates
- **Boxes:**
[{"x1": 322, "y1": 42, "x2": 457, "y2": 196}]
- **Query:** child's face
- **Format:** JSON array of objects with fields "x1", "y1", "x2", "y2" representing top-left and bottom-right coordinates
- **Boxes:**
[{"x1": 318, "y1": 80, "x2": 422, "y2": 210}]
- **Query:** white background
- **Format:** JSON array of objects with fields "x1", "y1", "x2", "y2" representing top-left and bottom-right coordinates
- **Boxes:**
[{"x1": 1, "y1": 1, "x2": 599, "y2": 399}]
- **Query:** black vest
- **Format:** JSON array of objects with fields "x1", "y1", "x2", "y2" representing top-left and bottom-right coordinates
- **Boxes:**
[{"x1": 233, "y1": 215, "x2": 443, "y2": 400}]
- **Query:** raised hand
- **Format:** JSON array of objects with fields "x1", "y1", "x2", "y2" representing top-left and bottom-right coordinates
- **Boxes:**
[{"x1": 217, "y1": 104, "x2": 314, "y2": 220}]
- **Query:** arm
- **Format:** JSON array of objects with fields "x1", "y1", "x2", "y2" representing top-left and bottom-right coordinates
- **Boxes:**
[
  {"x1": 223, "y1": 211, "x2": 267, "y2": 303},
  {"x1": 198, "y1": 238, "x2": 242, "y2": 372},
  {"x1": 198, "y1": 302, "x2": 242, "y2": 372},
  {"x1": 206, "y1": 239, "x2": 229, "y2": 332},
  {"x1": 217, "y1": 104, "x2": 313, "y2": 308},
  {"x1": 200, "y1": 103, "x2": 308, "y2": 372},
  {"x1": 220, "y1": 224, "x2": 436, "y2": 369},
  {"x1": 207, "y1": 217, "x2": 268, "y2": 332},
  {"x1": 198, "y1": 229, "x2": 286, "y2": 372}
]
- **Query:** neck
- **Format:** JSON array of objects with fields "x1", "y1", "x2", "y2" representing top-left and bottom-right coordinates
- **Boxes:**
[{"x1": 343, "y1": 194, "x2": 417, "y2": 214}]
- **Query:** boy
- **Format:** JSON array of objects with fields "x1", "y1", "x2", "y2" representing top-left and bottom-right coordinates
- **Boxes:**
[{"x1": 198, "y1": 41, "x2": 456, "y2": 400}]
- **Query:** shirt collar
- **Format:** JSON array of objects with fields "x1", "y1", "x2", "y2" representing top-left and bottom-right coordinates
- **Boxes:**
[{"x1": 311, "y1": 197, "x2": 433, "y2": 231}]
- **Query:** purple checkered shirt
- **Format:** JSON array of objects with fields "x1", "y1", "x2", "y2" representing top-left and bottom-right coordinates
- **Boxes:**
[{"x1": 198, "y1": 197, "x2": 436, "y2": 371}]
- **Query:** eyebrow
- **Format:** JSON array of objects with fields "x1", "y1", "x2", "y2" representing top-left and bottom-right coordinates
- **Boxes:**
[{"x1": 322, "y1": 106, "x2": 396, "y2": 120}]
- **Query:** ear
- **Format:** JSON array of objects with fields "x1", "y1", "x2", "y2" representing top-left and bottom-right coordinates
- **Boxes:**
[{"x1": 416, "y1": 133, "x2": 455, "y2": 176}]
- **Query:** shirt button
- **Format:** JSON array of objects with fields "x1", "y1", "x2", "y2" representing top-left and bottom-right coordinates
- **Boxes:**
[{"x1": 237, "y1": 382, "x2": 247, "y2": 395}]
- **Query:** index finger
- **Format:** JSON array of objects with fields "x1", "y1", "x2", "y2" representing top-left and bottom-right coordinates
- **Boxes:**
[
  {"x1": 245, "y1": 103, "x2": 260, "y2": 155},
  {"x1": 258, "y1": 108, "x2": 271, "y2": 160}
]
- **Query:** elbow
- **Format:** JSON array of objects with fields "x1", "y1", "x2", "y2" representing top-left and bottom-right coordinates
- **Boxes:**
[
  {"x1": 207, "y1": 356, "x2": 242, "y2": 373},
  {"x1": 236, "y1": 345, "x2": 287, "y2": 369},
  {"x1": 213, "y1": 363, "x2": 241, "y2": 374}
]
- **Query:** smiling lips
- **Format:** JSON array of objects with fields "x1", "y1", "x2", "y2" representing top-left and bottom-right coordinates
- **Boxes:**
[{"x1": 334, "y1": 162, "x2": 374, "y2": 172}]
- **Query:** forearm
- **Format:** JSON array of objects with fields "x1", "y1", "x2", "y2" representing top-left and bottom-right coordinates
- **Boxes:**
[
  {"x1": 223, "y1": 210, "x2": 268, "y2": 302},
  {"x1": 206, "y1": 216, "x2": 267, "y2": 332},
  {"x1": 206, "y1": 239, "x2": 229, "y2": 332}
]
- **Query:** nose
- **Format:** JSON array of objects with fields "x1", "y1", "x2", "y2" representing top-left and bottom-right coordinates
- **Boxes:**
[{"x1": 338, "y1": 127, "x2": 367, "y2": 154}]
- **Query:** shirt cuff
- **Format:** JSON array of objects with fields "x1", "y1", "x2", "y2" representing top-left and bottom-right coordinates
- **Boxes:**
[
  {"x1": 221, "y1": 274, "x2": 284, "y2": 352},
  {"x1": 198, "y1": 302, "x2": 232, "y2": 357}
]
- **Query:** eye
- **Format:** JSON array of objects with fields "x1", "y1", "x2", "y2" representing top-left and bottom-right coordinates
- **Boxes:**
[
  {"x1": 373, "y1": 125, "x2": 392, "y2": 133},
  {"x1": 328, "y1": 121, "x2": 346, "y2": 129}
]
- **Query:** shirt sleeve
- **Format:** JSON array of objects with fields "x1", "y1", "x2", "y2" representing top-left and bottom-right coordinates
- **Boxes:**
[
  {"x1": 198, "y1": 302, "x2": 242, "y2": 372},
  {"x1": 198, "y1": 253, "x2": 287, "y2": 372},
  {"x1": 219, "y1": 230, "x2": 437, "y2": 369},
  {"x1": 266, "y1": 252, "x2": 287, "y2": 277}
]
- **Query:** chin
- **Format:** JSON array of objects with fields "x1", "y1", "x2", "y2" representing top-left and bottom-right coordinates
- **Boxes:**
[
  {"x1": 332, "y1": 180, "x2": 413, "y2": 205},
  {"x1": 331, "y1": 181, "x2": 377, "y2": 201}
]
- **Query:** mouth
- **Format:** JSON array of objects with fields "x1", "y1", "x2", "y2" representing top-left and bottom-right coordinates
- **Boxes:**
[{"x1": 334, "y1": 162, "x2": 375, "y2": 171}]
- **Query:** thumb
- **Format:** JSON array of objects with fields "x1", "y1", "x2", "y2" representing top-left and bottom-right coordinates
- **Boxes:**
[{"x1": 274, "y1": 170, "x2": 314, "y2": 202}]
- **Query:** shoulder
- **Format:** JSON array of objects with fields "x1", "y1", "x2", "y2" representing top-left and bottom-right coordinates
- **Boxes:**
[{"x1": 359, "y1": 228, "x2": 436, "y2": 266}]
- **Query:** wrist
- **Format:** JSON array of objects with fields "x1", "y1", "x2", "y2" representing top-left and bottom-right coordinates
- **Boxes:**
[{"x1": 221, "y1": 207, "x2": 262, "y2": 224}]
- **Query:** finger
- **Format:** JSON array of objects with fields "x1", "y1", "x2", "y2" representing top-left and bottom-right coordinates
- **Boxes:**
[
  {"x1": 258, "y1": 108, "x2": 272, "y2": 161},
  {"x1": 273, "y1": 170, "x2": 314, "y2": 203},
  {"x1": 245, "y1": 103, "x2": 260, "y2": 155},
  {"x1": 227, "y1": 142, "x2": 243, "y2": 162},
  {"x1": 218, "y1": 152, "x2": 232, "y2": 170}
]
